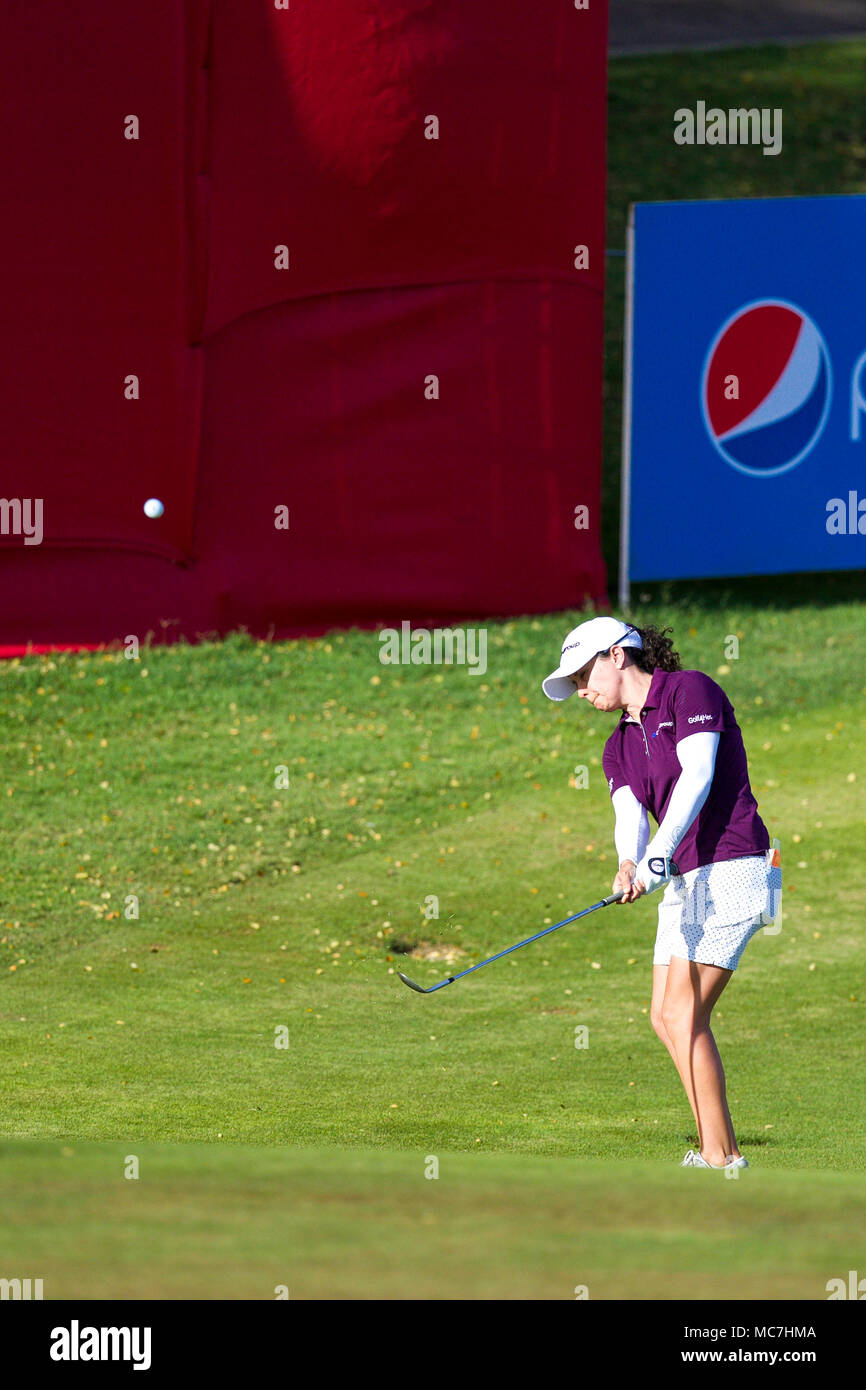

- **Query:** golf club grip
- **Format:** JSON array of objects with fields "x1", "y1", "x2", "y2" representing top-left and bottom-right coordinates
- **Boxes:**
[{"x1": 601, "y1": 890, "x2": 626, "y2": 906}]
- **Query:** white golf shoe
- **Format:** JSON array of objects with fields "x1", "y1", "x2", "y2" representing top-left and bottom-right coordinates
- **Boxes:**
[{"x1": 680, "y1": 1149, "x2": 749, "y2": 1170}]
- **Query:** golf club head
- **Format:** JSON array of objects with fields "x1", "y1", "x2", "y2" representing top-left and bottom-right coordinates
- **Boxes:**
[{"x1": 397, "y1": 971, "x2": 430, "y2": 993}]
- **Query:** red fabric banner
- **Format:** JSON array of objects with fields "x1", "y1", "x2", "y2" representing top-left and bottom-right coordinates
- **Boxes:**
[{"x1": 1, "y1": 0, "x2": 608, "y2": 648}]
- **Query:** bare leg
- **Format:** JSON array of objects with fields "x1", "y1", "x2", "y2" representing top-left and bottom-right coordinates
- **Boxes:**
[
  {"x1": 650, "y1": 964, "x2": 701, "y2": 1136},
  {"x1": 660, "y1": 956, "x2": 741, "y2": 1166}
]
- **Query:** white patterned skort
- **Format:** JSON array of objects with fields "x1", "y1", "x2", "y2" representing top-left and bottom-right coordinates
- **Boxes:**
[{"x1": 653, "y1": 847, "x2": 782, "y2": 971}]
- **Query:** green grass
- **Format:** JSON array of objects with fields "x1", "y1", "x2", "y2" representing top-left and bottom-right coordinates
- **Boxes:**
[
  {"x1": 1, "y1": 607, "x2": 863, "y2": 1166},
  {"x1": 2, "y1": 41, "x2": 865, "y2": 1300},
  {"x1": 1, "y1": 1141, "x2": 863, "y2": 1300}
]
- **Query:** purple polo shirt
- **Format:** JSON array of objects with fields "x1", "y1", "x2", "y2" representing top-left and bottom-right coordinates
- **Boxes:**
[{"x1": 601, "y1": 668, "x2": 769, "y2": 874}]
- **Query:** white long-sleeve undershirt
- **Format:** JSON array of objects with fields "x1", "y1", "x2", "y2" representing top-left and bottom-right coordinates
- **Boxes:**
[
  {"x1": 613, "y1": 731, "x2": 720, "y2": 866},
  {"x1": 612, "y1": 786, "x2": 650, "y2": 865}
]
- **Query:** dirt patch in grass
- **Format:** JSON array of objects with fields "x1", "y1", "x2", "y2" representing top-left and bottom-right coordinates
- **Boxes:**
[{"x1": 407, "y1": 941, "x2": 467, "y2": 965}]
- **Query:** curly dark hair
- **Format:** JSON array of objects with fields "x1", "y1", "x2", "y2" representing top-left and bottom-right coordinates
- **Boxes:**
[{"x1": 622, "y1": 624, "x2": 681, "y2": 673}]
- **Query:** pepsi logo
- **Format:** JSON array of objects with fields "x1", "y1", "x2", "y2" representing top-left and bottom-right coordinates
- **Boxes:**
[{"x1": 702, "y1": 300, "x2": 832, "y2": 476}]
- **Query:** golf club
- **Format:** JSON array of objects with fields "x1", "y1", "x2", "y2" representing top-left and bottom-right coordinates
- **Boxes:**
[{"x1": 398, "y1": 887, "x2": 625, "y2": 995}]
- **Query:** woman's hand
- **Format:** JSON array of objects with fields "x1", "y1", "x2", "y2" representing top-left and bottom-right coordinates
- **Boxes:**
[{"x1": 612, "y1": 860, "x2": 645, "y2": 903}]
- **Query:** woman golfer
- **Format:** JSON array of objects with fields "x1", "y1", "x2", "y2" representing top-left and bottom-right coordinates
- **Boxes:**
[{"x1": 543, "y1": 616, "x2": 780, "y2": 1170}]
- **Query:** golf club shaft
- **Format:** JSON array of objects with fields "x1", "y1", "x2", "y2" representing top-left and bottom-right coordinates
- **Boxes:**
[{"x1": 417, "y1": 890, "x2": 625, "y2": 993}]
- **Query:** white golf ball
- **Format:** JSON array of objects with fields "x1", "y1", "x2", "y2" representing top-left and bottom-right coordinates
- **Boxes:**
[{"x1": 144, "y1": 498, "x2": 164, "y2": 519}]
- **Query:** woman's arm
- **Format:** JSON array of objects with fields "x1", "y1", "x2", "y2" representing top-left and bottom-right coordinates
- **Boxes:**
[
  {"x1": 612, "y1": 785, "x2": 650, "y2": 866},
  {"x1": 611, "y1": 785, "x2": 650, "y2": 903},
  {"x1": 634, "y1": 731, "x2": 720, "y2": 892}
]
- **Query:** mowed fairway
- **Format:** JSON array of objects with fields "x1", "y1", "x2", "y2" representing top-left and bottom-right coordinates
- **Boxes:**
[
  {"x1": 0, "y1": 1142, "x2": 864, "y2": 1301},
  {"x1": 0, "y1": 593, "x2": 864, "y2": 1297}
]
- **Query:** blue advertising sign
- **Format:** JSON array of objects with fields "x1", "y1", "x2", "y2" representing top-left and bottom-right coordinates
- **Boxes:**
[{"x1": 620, "y1": 195, "x2": 866, "y2": 601}]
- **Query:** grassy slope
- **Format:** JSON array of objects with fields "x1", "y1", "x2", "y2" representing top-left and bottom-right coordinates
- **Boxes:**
[{"x1": 0, "y1": 605, "x2": 863, "y2": 1170}]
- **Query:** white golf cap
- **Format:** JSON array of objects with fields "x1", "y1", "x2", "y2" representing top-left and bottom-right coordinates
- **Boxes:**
[{"x1": 542, "y1": 617, "x2": 643, "y2": 701}]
